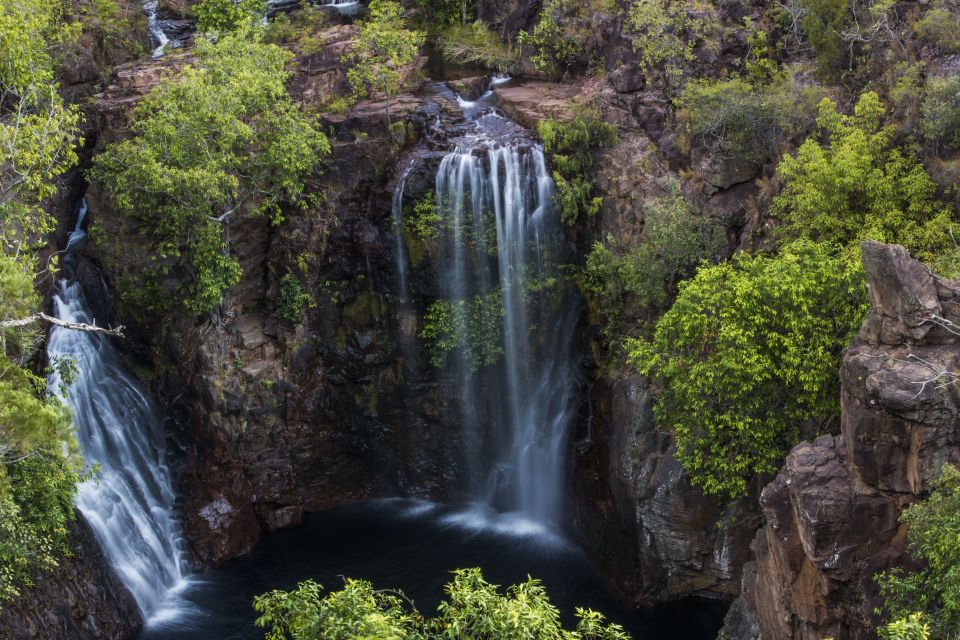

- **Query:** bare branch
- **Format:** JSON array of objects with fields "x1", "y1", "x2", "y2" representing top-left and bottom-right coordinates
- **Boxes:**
[{"x1": 0, "y1": 312, "x2": 124, "y2": 336}]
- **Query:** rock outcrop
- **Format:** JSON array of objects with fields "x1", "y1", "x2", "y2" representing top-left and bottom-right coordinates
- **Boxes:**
[
  {"x1": 724, "y1": 241, "x2": 960, "y2": 639},
  {"x1": 0, "y1": 515, "x2": 142, "y2": 640},
  {"x1": 572, "y1": 370, "x2": 757, "y2": 605}
]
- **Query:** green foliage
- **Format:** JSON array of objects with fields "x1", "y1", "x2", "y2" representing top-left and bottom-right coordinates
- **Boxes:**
[
  {"x1": 627, "y1": 0, "x2": 709, "y2": 82},
  {"x1": 518, "y1": 0, "x2": 614, "y2": 80},
  {"x1": 194, "y1": 0, "x2": 266, "y2": 35},
  {"x1": 407, "y1": 191, "x2": 441, "y2": 240},
  {"x1": 263, "y1": 5, "x2": 331, "y2": 50},
  {"x1": 774, "y1": 92, "x2": 957, "y2": 267},
  {"x1": 913, "y1": 0, "x2": 960, "y2": 53},
  {"x1": 876, "y1": 465, "x2": 960, "y2": 638},
  {"x1": 276, "y1": 274, "x2": 313, "y2": 323},
  {"x1": 437, "y1": 21, "x2": 517, "y2": 73},
  {"x1": 0, "y1": 258, "x2": 81, "y2": 603},
  {"x1": 254, "y1": 568, "x2": 630, "y2": 639},
  {"x1": 91, "y1": 29, "x2": 330, "y2": 315},
  {"x1": 0, "y1": 0, "x2": 83, "y2": 605},
  {"x1": 628, "y1": 240, "x2": 866, "y2": 497},
  {"x1": 421, "y1": 291, "x2": 504, "y2": 373},
  {"x1": 921, "y1": 75, "x2": 960, "y2": 154},
  {"x1": 343, "y1": 0, "x2": 425, "y2": 118},
  {"x1": 676, "y1": 72, "x2": 824, "y2": 164},
  {"x1": 538, "y1": 109, "x2": 618, "y2": 226},
  {"x1": 880, "y1": 613, "x2": 931, "y2": 640},
  {"x1": 0, "y1": 0, "x2": 82, "y2": 256},
  {"x1": 581, "y1": 184, "x2": 724, "y2": 328},
  {"x1": 798, "y1": 0, "x2": 848, "y2": 75}
]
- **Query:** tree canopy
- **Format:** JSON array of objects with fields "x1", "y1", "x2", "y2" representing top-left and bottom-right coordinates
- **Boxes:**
[
  {"x1": 0, "y1": 0, "x2": 84, "y2": 604},
  {"x1": 254, "y1": 568, "x2": 631, "y2": 640},
  {"x1": 91, "y1": 28, "x2": 330, "y2": 315},
  {"x1": 628, "y1": 240, "x2": 866, "y2": 497},
  {"x1": 773, "y1": 92, "x2": 957, "y2": 268}
]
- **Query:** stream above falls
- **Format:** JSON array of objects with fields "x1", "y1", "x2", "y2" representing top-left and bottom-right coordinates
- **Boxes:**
[{"x1": 138, "y1": 500, "x2": 727, "y2": 639}]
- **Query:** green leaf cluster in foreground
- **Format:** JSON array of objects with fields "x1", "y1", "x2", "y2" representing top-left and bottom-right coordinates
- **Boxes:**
[{"x1": 254, "y1": 568, "x2": 630, "y2": 640}]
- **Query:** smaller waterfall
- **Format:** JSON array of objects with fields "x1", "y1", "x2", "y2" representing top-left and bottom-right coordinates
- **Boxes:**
[
  {"x1": 48, "y1": 203, "x2": 188, "y2": 622},
  {"x1": 426, "y1": 105, "x2": 578, "y2": 526},
  {"x1": 392, "y1": 166, "x2": 413, "y2": 303},
  {"x1": 141, "y1": 0, "x2": 170, "y2": 58}
]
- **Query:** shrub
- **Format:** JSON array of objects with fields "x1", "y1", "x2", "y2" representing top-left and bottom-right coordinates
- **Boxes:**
[
  {"x1": 921, "y1": 76, "x2": 960, "y2": 154},
  {"x1": 538, "y1": 109, "x2": 618, "y2": 226},
  {"x1": 406, "y1": 191, "x2": 442, "y2": 240},
  {"x1": 581, "y1": 184, "x2": 724, "y2": 328},
  {"x1": 913, "y1": 0, "x2": 960, "y2": 53},
  {"x1": 676, "y1": 72, "x2": 824, "y2": 164},
  {"x1": 773, "y1": 92, "x2": 958, "y2": 266},
  {"x1": 343, "y1": 0, "x2": 425, "y2": 124},
  {"x1": 876, "y1": 465, "x2": 960, "y2": 638},
  {"x1": 627, "y1": 0, "x2": 710, "y2": 82},
  {"x1": 880, "y1": 614, "x2": 931, "y2": 640},
  {"x1": 254, "y1": 568, "x2": 630, "y2": 639},
  {"x1": 628, "y1": 240, "x2": 866, "y2": 497},
  {"x1": 421, "y1": 291, "x2": 504, "y2": 373},
  {"x1": 437, "y1": 21, "x2": 517, "y2": 73},
  {"x1": 276, "y1": 274, "x2": 313, "y2": 323},
  {"x1": 518, "y1": 0, "x2": 615, "y2": 80},
  {"x1": 194, "y1": 0, "x2": 266, "y2": 34}
]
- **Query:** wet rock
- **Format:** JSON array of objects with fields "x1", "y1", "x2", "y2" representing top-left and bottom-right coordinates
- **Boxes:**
[{"x1": 572, "y1": 371, "x2": 755, "y2": 604}]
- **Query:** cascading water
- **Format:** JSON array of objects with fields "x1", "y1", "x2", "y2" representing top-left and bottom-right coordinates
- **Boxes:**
[
  {"x1": 141, "y1": 0, "x2": 170, "y2": 58},
  {"x1": 411, "y1": 87, "x2": 579, "y2": 526},
  {"x1": 47, "y1": 201, "x2": 189, "y2": 622}
]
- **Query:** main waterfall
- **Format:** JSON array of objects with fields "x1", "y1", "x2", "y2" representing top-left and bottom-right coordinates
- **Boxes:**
[
  {"x1": 427, "y1": 105, "x2": 578, "y2": 525},
  {"x1": 47, "y1": 202, "x2": 188, "y2": 622}
]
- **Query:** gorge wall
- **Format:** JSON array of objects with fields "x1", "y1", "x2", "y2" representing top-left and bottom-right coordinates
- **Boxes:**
[{"x1": 721, "y1": 242, "x2": 960, "y2": 639}]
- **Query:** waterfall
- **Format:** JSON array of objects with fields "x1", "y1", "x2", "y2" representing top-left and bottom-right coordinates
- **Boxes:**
[
  {"x1": 426, "y1": 109, "x2": 578, "y2": 525},
  {"x1": 47, "y1": 201, "x2": 188, "y2": 622},
  {"x1": 392, "y1": 167, "x2": 412, "y2": 303},
  {"x1": 141, "y1": 0, "x2": 169, "y2": 58}
]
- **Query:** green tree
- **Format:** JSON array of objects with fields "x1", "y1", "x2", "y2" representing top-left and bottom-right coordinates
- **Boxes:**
[
  {"x1": 876, "y1": 465, "x2": 960, "y2": 638},
  {"x1": 581, "y1": 184, "x2": 724, "y2": 328},
  {"x1": 254, "y1": 568, "x2": 631, "y2": 640},
  {"x1": 343, "y1": 0, "x2": 425, "y2": 126},
  {"x1": 0, "y1": 0, "x2": 85, "y2": 604},
  {"x1": 773, "y1": 92, "x2": 957, "y2": 267},
  {"x1": 91, "y1": 28, "x2": 330, "y2": 315},
  {"x1": 921, "y1": 75, "x2": 960, "y2": 154},
  {"x1": 627, "y1": 0, "x2": 709, "y2": 83},
  {"x1": 518, "y1": 0, "x2": 615, "y2": 80},
  {"x1": 1, "y1": 0, "x2": 82, "y2": 257},
  {"x1": 628, "y1": 240, "x2": 866, "y2": 497},
  {"x1": 194, "y1": 0, "x2": 266, "y2": 34}
]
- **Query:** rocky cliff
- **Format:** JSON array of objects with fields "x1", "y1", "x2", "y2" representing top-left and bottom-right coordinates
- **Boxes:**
[
  {"x1": 0, "y1": 515, "x2": 142, "y2": 640},
  {"x1": 722, "y1": 242, "x2": 960, "y2": 639}
]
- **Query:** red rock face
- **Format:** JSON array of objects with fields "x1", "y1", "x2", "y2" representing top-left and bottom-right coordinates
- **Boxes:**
[{"x1": 724, "y1": 242, "x2": 960, "y2": 640}]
